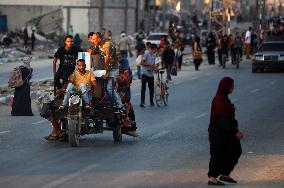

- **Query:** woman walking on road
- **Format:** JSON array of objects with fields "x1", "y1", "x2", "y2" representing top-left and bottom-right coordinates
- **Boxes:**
[
  {"x1": 11, "y1": 57, "x2": 33, "y2": 116},
  {"x1": 192, "y1": 36, "x2": 203, "y2": 71},
  {"x1": 206, "y1": 32, "x2": 216, "y2": 65},
  {"x1": 208, "y1": 77, "x2": 243, "y2": 186}
]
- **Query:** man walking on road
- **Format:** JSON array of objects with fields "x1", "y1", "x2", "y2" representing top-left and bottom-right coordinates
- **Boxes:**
[
  {"x1": 117, "y1": 32, "x2": 132, "y2": 58},
  {"x1": 140, "y1": 43, "x2": 158, "y2": 107},
  {"x1": 162, "y1": 41, "x2": 175, "y2": 82},
  {"x1": 245, "y1": 27, "x2": 252, "y2": 59}
]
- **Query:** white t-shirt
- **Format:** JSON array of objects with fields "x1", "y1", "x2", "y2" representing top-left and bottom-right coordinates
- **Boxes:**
[
  {"x1": 245, "y1": 30, "x2": 251, "y2": 44},
  {"x1": 136, "y1": 54, "x2": 143, "y2": 66},
  {"x1": 141, "y1": 51, "x2": 156, "y2": 77},
  {"x1": 155, "y1": 56, "x2": 162, "y2": 68}
]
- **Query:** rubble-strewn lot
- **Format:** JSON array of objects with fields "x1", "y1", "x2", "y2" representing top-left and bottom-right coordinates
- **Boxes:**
[{"x1": 0, "y1": 79, "x2": 54, "y2": 105}]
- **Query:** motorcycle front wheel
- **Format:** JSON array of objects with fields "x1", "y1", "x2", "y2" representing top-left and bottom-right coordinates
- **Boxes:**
[
  {"x1": 113, "y1": 121, "x2": 122, "y2": 142},
  {"x1": 68, "y1": 119, "x2": 80, "y2": 147}
]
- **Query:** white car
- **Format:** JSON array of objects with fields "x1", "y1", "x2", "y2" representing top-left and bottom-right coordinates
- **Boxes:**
[{"x1": 143, "y1": 32, "x2": 169, "y2": 46}]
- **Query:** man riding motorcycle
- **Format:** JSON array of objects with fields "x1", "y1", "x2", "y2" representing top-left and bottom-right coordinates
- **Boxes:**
[
  {"x1": 231, "y1": 32, "x2": 243, "y2": 63},
  {"x1": 59, "y1": 59, "x2": 96, "y2": 109},
  {"x1": 43, "y1": 35, "x2": 82, "y2": 141}
]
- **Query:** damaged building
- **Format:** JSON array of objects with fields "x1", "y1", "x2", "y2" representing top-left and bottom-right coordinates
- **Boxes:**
[{"x1": 0, "y1": 0, "x2": 147, "y2": 37}]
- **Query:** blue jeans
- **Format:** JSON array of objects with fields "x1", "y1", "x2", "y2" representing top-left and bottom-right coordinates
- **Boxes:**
[
  {"x1": 62, "y1": 83, "x2": 91, "y2": 106},
  {"x1": 137, "y1": 65, "x2": 141, "y2": 79},
  {"x1": 104, "y1": 78, "x2": 123, "y2": 109}
]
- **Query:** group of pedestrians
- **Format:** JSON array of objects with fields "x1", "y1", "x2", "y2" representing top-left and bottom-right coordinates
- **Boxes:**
[
  {"x1": 23, "y1": 24, "x2": 36, "y2": 51},
  {"x1": 135, "y1": 34, "x2": 183, "y2": 107},
  {"x1": 203, "y1": 24, "x2": 281, "y2": 69},
  {"x1": 198, "y1": 29, "x2": 247, "y2": 69}
]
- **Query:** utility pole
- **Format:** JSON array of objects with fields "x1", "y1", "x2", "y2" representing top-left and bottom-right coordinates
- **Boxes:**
[
  {"x1": 162, "y1": 0, "x2": 167, "y2": 30},
  {"x1": 210, "y1": 0, "x2": 225, "y2": 34},
  {"x1": 124, "y1": 0, "x2": 128, "y2": 32},
  {"x1": 135, "y1": 0, "x2": 139, "y2": 32},
  {"x1": 228, "y1": 7, "x2": 231, "y2": 35},
  {"x1": 209, "y1": 0, "x2": 214, "y2": 32},
  {"x1": 66, "y1": 7, "x2": 71, "y2": 34},
  {"x1": 99, "y1": 0, "x2": 104, "y2": 29},
  {"x1": 223, "y1": 0, "x2": 227, "y2": 34},
  {"x1": 223, "y1": 0, "x2": 232, "y2": 35},
  {"x1": 257, "y1": 0, "x2": 266, "y2": 32}
]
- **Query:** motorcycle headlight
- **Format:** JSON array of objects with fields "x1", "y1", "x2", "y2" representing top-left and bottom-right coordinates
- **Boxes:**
[
  {"x1": 255, "y1": 55, "x2": 264, "y2": 61},
  {"x1": 69, "y1": 95, "x2": 80, "y2": 105}
]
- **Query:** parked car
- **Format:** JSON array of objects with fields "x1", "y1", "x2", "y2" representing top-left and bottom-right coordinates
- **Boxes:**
[
  {"x1": 143, "y1": 32, "x2": 169, "y2": 46},
  {"x1": 252, "y1": 41, "x2": 284, "y2": 73}
]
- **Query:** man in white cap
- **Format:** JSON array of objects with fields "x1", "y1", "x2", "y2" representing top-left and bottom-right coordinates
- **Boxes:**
[{"x1": 117, "y1": 31, "x2": 132, "y2": 58}]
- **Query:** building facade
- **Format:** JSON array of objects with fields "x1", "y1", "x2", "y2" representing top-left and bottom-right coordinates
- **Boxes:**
[{"x1": 0, "y1": 0, "x2": 145, "y2": 37}]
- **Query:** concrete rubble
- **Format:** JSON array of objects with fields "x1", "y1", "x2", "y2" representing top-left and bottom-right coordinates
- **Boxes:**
[
  {"x1": 0, "y1": 29, "x2": 55, "y2": 65},
  {"x1": 0, "y1": 79, "x2": 54, "y2": 105}
]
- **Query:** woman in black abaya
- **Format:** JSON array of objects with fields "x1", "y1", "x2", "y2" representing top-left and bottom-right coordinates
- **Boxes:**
[
  {"x1": 11, "y1": 57, "x2": 33, "y2": 116},
  {"x1": 208, "y1": 77, "x2": 243, "y2": 185}
]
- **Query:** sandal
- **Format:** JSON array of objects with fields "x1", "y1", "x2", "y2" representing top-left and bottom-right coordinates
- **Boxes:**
[
  {"x1": 44, "y1": 135, "x2": 58, "y2": 141},
  {"x1": 58, "y1": 134, "x2": 67, "y2": 142}
]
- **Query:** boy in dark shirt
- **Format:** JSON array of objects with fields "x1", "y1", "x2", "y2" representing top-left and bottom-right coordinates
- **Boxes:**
[
  {"x1": 162, "y1": 42, "x2": 176, "y2": 81},
  {"x1": 53, "y1": 35, "x2": 82, "y2": 94}
]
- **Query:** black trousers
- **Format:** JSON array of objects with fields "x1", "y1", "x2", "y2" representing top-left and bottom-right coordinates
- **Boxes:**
[
  {"x1": 207, "y1": 49, "x2": 215, "y2": 64},
  {"x1": 208, "y1": 138, "x2": 242, "y2": 177},
  {"x1": 140, "y1": 74, "x2": 154, "y2": 105},
  {"x1": 54, "y1": 67, "x2": 74, "y2": 89},
  {"x1": 165, "y1": 64, "x2": 172, "y2": 81},
  {"x1": 194, "y1": 59, "x2": 202, "y2": 70}
]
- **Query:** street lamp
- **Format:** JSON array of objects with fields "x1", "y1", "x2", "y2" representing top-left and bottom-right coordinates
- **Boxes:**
[
  {"x1": 228, "y1": 7, "x2": 231, "y2": 35},
  {"x1": 176, "y1": 1, "x2": 180, "y2": 12}
]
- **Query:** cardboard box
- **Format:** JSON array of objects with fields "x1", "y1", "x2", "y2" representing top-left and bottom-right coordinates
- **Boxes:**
[{"x1": 77, "y1": 52, "x2": 91, "y2": 70}]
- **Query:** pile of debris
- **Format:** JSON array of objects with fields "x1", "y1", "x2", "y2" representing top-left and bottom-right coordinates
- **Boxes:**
[
  {"x1": 0, "y1": 47, "x2": 30, "y2": 64},
  {"x1": 0, "y1": 79, "x2": 54, "y2": 105},
  {"x1": 0, "y1": 29, "x2": 56, "y2": 64}
]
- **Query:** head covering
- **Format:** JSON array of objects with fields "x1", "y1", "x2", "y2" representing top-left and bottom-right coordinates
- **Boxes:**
[
  {"x1": 22, "y1": 56, "x2": 31, "y2": 67},
  {"x1": 209, "y1": 77, "x2": 235, "y2": 127},
  {"x1": 216, "y1": 77, "x2": 234, "y2": 97},
  {"x1": 120, "y1": 33, "x2": 126, "y2": 38}
]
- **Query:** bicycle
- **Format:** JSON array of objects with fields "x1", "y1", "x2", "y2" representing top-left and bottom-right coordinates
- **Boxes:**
[
  {"x1": 154, "y1": 69, "x2": 168, "y2": 107},
  {"x1": 232, "y1": 46, "x2": 241, "y2": 69}
]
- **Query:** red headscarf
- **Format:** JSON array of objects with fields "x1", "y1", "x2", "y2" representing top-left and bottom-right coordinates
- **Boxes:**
[{"x1": 209, "y1": 77, "x2": 235, "y2": 126}]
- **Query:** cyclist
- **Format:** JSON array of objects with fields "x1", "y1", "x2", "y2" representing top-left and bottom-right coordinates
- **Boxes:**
[
  {"x1": 231, "y1": 32, "x2": 243, "y2": 64},
  {"x1": 217, "y1": 35, "x2": 229, "y2": 66}
]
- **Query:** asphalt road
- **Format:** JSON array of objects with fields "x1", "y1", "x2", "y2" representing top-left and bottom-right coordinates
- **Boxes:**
[{"x1": 0, "y1": 60, "x2": 283, "y2": 188}]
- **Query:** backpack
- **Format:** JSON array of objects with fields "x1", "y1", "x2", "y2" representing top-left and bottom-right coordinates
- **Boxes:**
[
  {"x1": 8, "y1": 67, "x2": 24, "y2": 88},
  {"x1": 193, "y1": 43, "x2": 203, "y2": 60}
]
